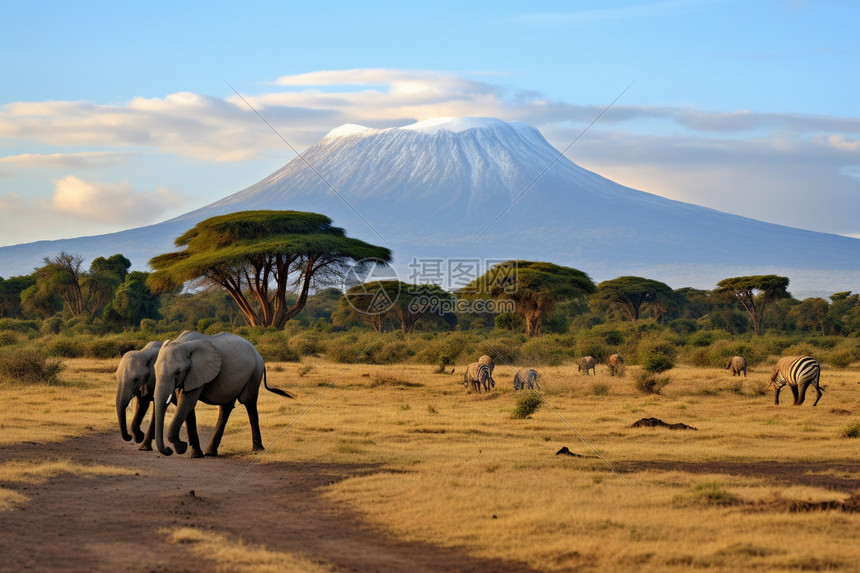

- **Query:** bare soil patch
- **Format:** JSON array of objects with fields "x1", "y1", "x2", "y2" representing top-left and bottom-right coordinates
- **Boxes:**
[
  {"x1": 0, "y1": 432, "x2": 539, "y2": 573},
  {"x1": 617, "y1": 460, "x2": 860, "y2": 493}
]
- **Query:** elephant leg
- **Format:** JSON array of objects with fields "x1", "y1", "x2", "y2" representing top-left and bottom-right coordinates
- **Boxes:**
[
  {"x1": 244, "y1": 400, "x2": 265, "y2": 453},
  {"x1": 184, "y1": 408, "x2": 204, "y2": 458},
  {"x1": 168, "y1": 388, "x2": 202, "y2": 455},
  {"x1": 205, "y1": 401, "x2": 235, "y2": 457},
  {"x1": 140, "y1": 413, "x2": 155, "y2": 451},
  {"x1": 130, "y1": 398, "x2": 150, "y2": 443}
]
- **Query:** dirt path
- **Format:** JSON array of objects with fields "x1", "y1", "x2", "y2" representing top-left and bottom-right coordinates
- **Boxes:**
[{"x1": 0, "y1": 433, "x2": 539, "y2": 573}]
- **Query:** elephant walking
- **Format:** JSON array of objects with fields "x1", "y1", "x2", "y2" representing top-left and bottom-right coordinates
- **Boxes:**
[
  {"x1": 153, "y1": 333, "x2": 293, "y2": 457},
  {"x1": 115, "y1": 331, "x2": 204, "y2": 452},
  {"x1": 578, "y1": 356, "x2": 596, "y2": 376}
]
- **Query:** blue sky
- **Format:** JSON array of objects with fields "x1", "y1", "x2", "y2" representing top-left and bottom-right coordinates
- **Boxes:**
[{"x1": 2, "y1": 0, "x2": 859, "y2": 252}]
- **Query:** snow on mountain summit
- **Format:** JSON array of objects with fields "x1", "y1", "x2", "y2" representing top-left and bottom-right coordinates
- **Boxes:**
[
  {"x1": 0, "y1": 115, "x2": 857, "y2": 295},
  {"x1": 401, "y1": 116, "x2": 532, "y2": 134},
  {"x1": 323, "y1": 124, "x2": 372, "y2": 138}
]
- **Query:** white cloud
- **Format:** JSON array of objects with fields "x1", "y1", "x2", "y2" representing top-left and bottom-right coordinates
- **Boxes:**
[
  {"x1": 0, "y1": 151, "x2": 135, "y2": 170},
  {"x1": 1, "y1": 68, "x2": 859, "y2": 238},
  {"x1": 50, "y1": 175, "x2": 185, "y2": 224}
]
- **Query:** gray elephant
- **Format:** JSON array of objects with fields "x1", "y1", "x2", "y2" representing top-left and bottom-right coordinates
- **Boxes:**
[
  {"x1": 153, "y1": 332, "x2": 293, "y2": 457},
  {"x1": 513, "y1": 368, "x2": 540, "y2": 391},
  {"x1": 578, "y1": 356, "x2": 596, "y2": 375},
  {"x1": 115, "y1": 331, "x2": 204, "y2": 452},
  {"x1": 726, "y1": 355, "x2": 747, "y2": 377}
]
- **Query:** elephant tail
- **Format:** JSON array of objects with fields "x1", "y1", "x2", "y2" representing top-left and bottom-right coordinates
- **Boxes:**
[{"x1": 263, "y1": 367, "x2": 294, "y2": 398}]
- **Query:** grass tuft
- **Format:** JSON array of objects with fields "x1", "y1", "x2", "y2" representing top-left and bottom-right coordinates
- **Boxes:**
[
  {"x1": 0, "y1": 348, "x2": 65, "y2": 385},
  {"x1": 512, "y1": 393, "x2": 542, "y2": 419}
]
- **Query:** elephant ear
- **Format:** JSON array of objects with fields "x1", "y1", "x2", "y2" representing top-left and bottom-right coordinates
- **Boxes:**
[{"x1": 184, "y1": 339, "x2": 222, "y2": 392}]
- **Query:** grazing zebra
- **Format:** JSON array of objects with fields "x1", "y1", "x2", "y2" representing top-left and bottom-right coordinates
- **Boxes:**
[
  {"x1": 608, "y1": 354, "x2": 625, "y2": 377},
  {"x1": 770, "y1": 355, "x2": 822, "y2": 406},
  {"x1": 464, "y1": 362, "x2": 492, "y2": 392},
  {"x1": 726, "y1": 355, "x2": 747, "y2": 377},
  {"x1": 513, "y1": 368, "x2": 540, "y2": 391},
  {"x1": 478, "y1": 354, "x2": 496, "y2": 388},
  {"x1": 578, "y1": 356, "x2": 596, "y2": 376}
]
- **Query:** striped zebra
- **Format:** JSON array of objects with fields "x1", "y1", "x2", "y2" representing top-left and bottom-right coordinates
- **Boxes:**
[
  {"x1": 478, "y1": 355, "x2": 496, "y2": 388},
  {"x1": 513, "y1": 368, "x2": 540, "y2": 391},
  {"x1": 770, "y1": 355, "x2": 822, "y2": 406},
  {"x1": 464, "y1": 362, "x2": 492, "y2": 393}
]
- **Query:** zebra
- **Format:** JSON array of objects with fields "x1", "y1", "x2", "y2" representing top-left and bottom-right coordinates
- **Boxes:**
[
  {"x1": 726, "y1": 355, "x2": 747, "y2": 377},
  {"x1": 578, "y1": 356, "x2": 596, "y2": 376},
  {"x1": 770, "y1": 355, "x2": 822, "y2": 406},
  {"x1": 464, "y1": 362, "x2": 492, "y2": 392},
  {"x1": 478, "y1": 354, "x2": 496, "y2": 388},
  {"x1": 513, "y1": 368, "x2": 540, "y2": 391},
  {"x1": 608, "y1": 354, "x2": 625, "y2": 377}
]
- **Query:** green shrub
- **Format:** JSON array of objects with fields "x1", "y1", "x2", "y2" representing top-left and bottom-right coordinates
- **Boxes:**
[
  {"x1": 519, "y1": 335, "x2": 570, "y2": 366},
  {"x1": 591, "y1": 382, "x2": 610, "y2": 396},
  {"x1": 0, "y1": 319, "x2": 40, "y2": 333},
  {"x1": 0, "y1": 348, "x2": 65, "y2": 385},
  {"x1": 288, "y1": 332, "x2": 323, "y2": 356},
  {"x1": 0, "y1": 332, "x2": 18, "y2": 347},
  {"x1": 47, "y1": 337, "x2": 86, "y2": 358},
  {"x1": 256, "y1": 333, "x2": 300, "y2": 362},
  {"x1": 372, "y1": 341, "x2": 411, "y2": 364},
  {"x1": 827, "y1": 351, "x2": 854, "y2": 368},
  {"x1": 642, "y1": 353, "x2": 675, "y2": 374},
  {"x1": 576, "y1": 339, "x2": 610, "y2": 364},
  {"x1": 86, "y1": 338, "x2": 139, "y2": 359},
  {"x1": 635, "y1": 372, "x2": 671, "y2": 394},
  {"x1": 512, "y1": 394, "x2": 542, "y2": 419},
  {"x1": 41, "y1": 316, "x2": 63, "y2": 335}
]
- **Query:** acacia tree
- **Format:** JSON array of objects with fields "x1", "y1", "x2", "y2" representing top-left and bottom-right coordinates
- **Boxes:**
[
  {"x1": 20, "y1": 252, "x2": 129, "y2": 318},
  {"x1": 715, "y1": 275, "x2": 790, "y2": 336},
  {"x1": 148, "y1": 210, "x2": 391, "y2": 329},
  {"x1": 462, "y1": 260, "x2": 595, "y2": 337},
  {"x1": 591, "y1": 276, "x2": 675, "y2": 322}
]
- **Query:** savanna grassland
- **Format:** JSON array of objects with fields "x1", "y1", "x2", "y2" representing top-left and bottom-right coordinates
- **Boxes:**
[{"x1": 2, "y1": 355, "x2": 859, "y2": 572}]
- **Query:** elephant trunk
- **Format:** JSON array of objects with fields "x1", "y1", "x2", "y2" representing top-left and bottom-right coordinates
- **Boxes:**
[
  {"x1": 129, "y1": 398, "x2": 149, "y2": 443},
  {"x1": 116, "y1": 390, "x2": 133, "y2": 442},
  {"x1": 154, "y1": 383, "x2": 174, "y2": 456}
]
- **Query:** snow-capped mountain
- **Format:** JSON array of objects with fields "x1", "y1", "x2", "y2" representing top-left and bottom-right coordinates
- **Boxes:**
[{"x1": 1, "y1": 117, "x2": 858, "y2": 296}]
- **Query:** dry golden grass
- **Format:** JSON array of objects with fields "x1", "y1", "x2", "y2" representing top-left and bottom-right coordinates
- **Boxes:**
[
  {"x1": 0, "y1": 357, "x2": 121, "y2": 446},
  {"x1": 162, "y1": 527, "x2": 334, "y2": 573},
  {"x1": 3, "y1": 354, "x2": 860, "y2": 571}
]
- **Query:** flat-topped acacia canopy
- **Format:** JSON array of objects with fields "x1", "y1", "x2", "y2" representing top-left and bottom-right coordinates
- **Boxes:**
[{"x1": 148, "y1": 210, "x2": 391, "y2": 329}]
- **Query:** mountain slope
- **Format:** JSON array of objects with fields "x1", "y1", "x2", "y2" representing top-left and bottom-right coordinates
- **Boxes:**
[{"x1": 1, "y1": 117, "x2": 858, "y2": 295}]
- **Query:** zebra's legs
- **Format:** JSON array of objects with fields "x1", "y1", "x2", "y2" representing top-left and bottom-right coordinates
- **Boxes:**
[
  {"x1": 790, "y1": 385, "x2": 800, "y2": 405},
  {"x1": 774, "y1": 386, "x2": 781, "y2": 405}
]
